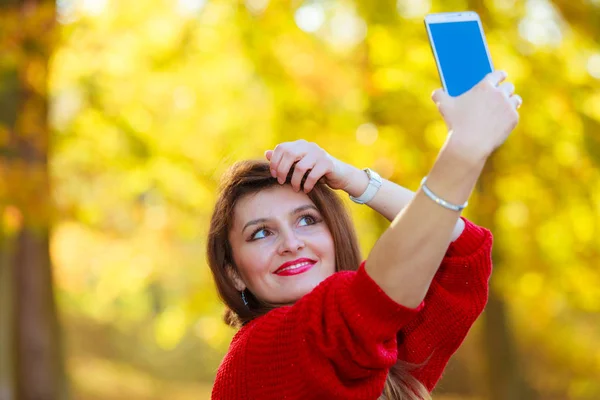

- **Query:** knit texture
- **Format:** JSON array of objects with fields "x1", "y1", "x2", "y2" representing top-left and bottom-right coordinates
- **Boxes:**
[{"x1": 212, "y1": 217, "x2": 492, "y2": 399}]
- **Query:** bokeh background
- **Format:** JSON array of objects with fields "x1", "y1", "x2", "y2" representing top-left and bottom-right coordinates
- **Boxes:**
[{"x1": 1, "y1": 0, "x2": 599, "y2": 399}]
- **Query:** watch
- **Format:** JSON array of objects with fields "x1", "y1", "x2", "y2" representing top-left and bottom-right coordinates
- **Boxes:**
[{"x1": 349, "y1": 168, "x2": 382, "y2": 204}]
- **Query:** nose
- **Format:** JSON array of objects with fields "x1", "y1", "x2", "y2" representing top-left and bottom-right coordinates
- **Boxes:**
[{"x1": 277, "y1": 229, "x2": 305, "y2": 254}]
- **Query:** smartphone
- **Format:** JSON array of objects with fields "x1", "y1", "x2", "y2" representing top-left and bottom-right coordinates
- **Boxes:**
[{"x1": 424, "y1": 11, "x2": 494, "y2": 97}]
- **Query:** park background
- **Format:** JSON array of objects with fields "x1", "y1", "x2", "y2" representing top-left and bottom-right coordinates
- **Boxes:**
[{"x1": 1, "y1": 0, "x2": 599, "y2": 399}]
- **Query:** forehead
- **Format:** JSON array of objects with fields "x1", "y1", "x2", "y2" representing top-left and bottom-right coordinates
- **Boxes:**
[{"x1": 233, "y1": 185, "x2": 317, "y2": 225}]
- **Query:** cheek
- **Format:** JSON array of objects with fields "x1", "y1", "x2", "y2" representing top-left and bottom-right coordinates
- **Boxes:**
[
  {"x1": 233, "y1": 242, "x2": 274, "y2": 279},
  {"x1": 311, "y1": 231, "x2": 336, "y2": 262}
]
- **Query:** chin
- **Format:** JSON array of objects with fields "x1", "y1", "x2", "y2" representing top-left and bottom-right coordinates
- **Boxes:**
[
  {"x1": 269, "y1": 284, "x2": 316, "y2": 305},
  {"x1": 292, "y1": 278, "x2": 328, "y2": 301},
  {"x1": 271, "y1": 265, "x2": 335, "y2": 304}
]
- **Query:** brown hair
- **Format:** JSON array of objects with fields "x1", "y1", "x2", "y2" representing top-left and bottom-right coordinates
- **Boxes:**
[{"x1": 206, "y1": 159, "x2": 431, "y2": 400}]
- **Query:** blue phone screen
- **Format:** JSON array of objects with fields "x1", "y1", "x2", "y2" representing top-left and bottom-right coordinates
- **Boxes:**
[{"x1": 429, "y1": 21, "x2": 492, "y2": 97}]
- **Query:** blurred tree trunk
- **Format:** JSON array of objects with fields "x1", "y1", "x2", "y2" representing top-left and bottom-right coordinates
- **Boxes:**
[
  {"x1": 460, "y1": 2, "x2": 538, "y2": 397},
  {"x1": 0, "y1": 1, "x2": 67, "y2": 399},
  {"x1": 475, "y1": 160, "x2": 537, "y2": 400},
  {"x1": 0, "y1": 231, "x2": 15, "y2": 400}
]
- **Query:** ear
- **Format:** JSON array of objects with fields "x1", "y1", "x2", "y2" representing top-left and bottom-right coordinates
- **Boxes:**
[{"x1": 226, "y1": 265, "x2": 246, "y2": 292}]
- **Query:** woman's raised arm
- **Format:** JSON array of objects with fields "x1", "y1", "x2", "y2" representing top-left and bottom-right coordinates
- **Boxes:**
[{"x1": 365, "y1": 70, "x2": 521, "y2": 308}]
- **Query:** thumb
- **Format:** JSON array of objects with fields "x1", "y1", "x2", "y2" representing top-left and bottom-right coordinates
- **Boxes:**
[
  {"x1": 431, "y1": 88, "x2": 450, "y2": 106},
  {"x1": 264, "y1": 150, "x2": 273, "y2": 160}
]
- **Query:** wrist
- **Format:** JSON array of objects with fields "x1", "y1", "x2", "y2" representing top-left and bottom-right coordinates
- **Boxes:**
[
  {"x1": 343, "y1": 165, "x2": 370, "y2": 198},
  {"x1": 426, "y1": 143, "x2": 486, "y2": 207},
  {"x1": 445, "y1": 130, "x2": 491, "y2": 167}
]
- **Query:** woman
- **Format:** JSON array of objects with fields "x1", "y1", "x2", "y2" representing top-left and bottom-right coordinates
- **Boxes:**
[{"x1": 208, "y1": 71, "x2": 522, "y2": 399}]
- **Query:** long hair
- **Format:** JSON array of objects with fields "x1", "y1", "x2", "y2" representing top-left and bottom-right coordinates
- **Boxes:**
[{"x1": 206, "y1": 159, "x2": 431, "y2": 400}]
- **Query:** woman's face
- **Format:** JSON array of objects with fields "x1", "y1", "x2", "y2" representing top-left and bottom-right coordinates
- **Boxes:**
[{"x1": 228, "y1": 185, "x2": 336, "y2": 305}]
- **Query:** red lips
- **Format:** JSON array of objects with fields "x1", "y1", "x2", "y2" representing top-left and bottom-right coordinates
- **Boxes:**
[{"x1": 274, "y1": 258, "x2": 316, "y2": 275}]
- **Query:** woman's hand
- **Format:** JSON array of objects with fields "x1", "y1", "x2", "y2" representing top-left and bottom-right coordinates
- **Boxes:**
[
  {"x1": 264, "y1": 140, "x2": 351, "y2": 193},
  {"x1": 432, "y1": 70, "x2": 522, "y2": 162}
]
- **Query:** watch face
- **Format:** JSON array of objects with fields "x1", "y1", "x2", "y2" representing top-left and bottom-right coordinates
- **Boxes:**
[{"x1": 366, "y1": 168, "x2": 382, "y2": 185}]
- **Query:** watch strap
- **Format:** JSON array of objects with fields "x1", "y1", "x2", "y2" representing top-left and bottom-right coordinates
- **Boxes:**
[{"x1": 349, "y1": 168, "x2": 382, "y2": 204}]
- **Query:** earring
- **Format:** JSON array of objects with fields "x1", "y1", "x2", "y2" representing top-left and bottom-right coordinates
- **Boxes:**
[{"x1": 241, "y1": 290, "x2": 249, "y2": 307}]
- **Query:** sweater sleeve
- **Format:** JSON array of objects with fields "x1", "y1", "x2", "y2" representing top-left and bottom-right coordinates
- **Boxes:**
[
  {"x1": 396, "y1": 217, "x2": 493, "y2": 392},
  {"x1": 231, "y1": 265, "x2": 424, "y2": 400}
]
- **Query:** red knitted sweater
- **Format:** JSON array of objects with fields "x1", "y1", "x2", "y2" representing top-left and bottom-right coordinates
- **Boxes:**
[{"x1": 212, "y1": 217, "x2": 492, "y2": 399}]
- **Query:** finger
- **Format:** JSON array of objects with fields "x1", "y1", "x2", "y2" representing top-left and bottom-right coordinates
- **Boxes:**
[
  {"x1": 290, "y1": 156, "x2": 316, "y2": 192},
  {"x1": 269, "y1": 145, "x2": 285, "y2": 178},
  {"x1": 498, "y1": 82, "x2": 515, "y2": 99},
  {"x1": 486, "y1": 70, "x2": 508, "y2": 87},
  {"x1": 264, "y1": 150, "x2": 273, "y2": 161},
  {"x1": 509, "y1": 94, "x2": 523, "y2": 109},
  {"x1": 276, "y1": 153, "x2": 298, "y2": 185},
  {"x1": 431, "y1": 88, "x2": 450, "y2": 105},
  {"x1": 302, "y1": 161, "x2": 328, "y2": 193}
]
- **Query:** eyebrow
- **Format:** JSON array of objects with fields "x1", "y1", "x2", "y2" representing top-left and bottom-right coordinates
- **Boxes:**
[{"x1": 241, "y1": 204, "x2": 320, "y2": 234}]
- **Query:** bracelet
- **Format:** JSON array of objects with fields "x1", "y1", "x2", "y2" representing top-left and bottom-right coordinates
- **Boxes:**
[{"x1": 420, "y1": 176, "x2": 468, "y2": 212}]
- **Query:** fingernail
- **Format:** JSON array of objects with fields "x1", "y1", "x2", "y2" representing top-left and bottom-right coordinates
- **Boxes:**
[{"x1": 271, "y1": 169, "x2": 276, "y2": 177}]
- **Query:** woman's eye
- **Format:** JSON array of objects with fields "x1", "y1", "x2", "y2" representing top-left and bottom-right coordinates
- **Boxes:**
[
  {"x1": 252, "y1": 229, "x2": 269, "y2": 240},
  {"x1": 299, "y1": 215, "x2": 316, "y2": 226},
  {"x1": 250, "y1": 215, "x2": 318, "y2": 241}
]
